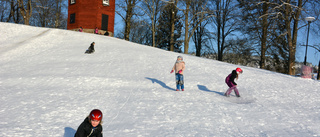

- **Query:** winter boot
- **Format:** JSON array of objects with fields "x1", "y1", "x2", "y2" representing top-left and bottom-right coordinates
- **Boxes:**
[{"x1": 224, "y1": 93, "x2": 230, "y2": 97}]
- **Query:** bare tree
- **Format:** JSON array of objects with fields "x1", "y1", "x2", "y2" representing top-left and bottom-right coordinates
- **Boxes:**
[
  {"x1": 181, "y1": 0, "x2": 190, "y2": 53},
  {"x1": 240, "y1": 0, "x2": 270, "y2": 69},
  {"x1": 0, "y1": 0, "x2": 20, "y2": 23},
  {"x1": 256, "y1": 0, "x2": 307, "y2": 75},
  {"x1": 32, "y1": 0, "x2": 52, "y2": 27},
  {"x1": 211, "y1": 0, "x2": 240, "y2": 61},
  {"x1": 116, "y1": 0, "x2": 140, "y2": 41},
  {"x1": 260, "y1": 0, "x2": 269, "y2": 69},
  {"x1": 163, "y1": 0, "x2": 213, "y2": 53},
  {"x1": 223, "y1": 37, "x2": 255, "y2": 66},
  {"x1": 239, "y1": 0, "x2": 306, "y2": 75},
  {"x1": 139, "y1": 0, "x2": 165, "y2": 47},
  {"x1": 129, "y1": 20, "x2": 152, "y2": 44},
  {"x1": 169, "y1": 0, "x2": 178, "y2": 51},
  {"x1": 282, "y1": 0, "x2": 304, "y2": 75},
  {"x1": 180, "y1": 0, "x2": 212, "y2": 54},
  {"x1": 190, "y1": 0, "x2": 212, "y2": 56},
  {"x1": 18, "y1": 0, "x2": 32, "y2": 25},
  {"x1": 54, "y1": 0, "x2": 62, "y2": 28},
  {"x1": 0, "y1": 0, "x2": 9, "y2": 22}
]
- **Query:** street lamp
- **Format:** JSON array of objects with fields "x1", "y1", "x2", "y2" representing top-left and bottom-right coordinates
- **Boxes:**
[{"x1": 303, "y1": 17, "x2": 315, "y2": 65}]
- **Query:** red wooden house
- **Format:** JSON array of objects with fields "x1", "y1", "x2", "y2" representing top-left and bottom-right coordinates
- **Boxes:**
[{"x1": 67, "y1": 0, "x2": 115, "y2": 35}]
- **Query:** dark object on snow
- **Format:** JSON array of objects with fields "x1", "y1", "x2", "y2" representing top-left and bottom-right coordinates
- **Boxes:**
[
  {"x1": 104, "y1": 31, "x2": 109, "y2": 36},
  {"x1": 85, "y1": 42, "x2": 95, "y2": 54}
]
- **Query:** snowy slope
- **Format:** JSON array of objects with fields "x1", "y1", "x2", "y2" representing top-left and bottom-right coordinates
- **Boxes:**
[{"x1": 0, "y1": 22, "x2": 319, "y2": 137}]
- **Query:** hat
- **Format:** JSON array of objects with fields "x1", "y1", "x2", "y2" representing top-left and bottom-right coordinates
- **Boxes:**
[
  {"x1": 177, "y1": 56, "x2": 183, "y2": 60},
  {"x1": 236, "y1": 68, "x2": 243, "y2": 73}
]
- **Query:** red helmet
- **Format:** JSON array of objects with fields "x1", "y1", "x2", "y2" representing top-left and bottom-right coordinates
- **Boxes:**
[
  {"x1": 236, "y1": 68, "x2": 243, "y2": 73},
  {"x1": 90, "y1": 109, "x2": 103, "y2": 121}
]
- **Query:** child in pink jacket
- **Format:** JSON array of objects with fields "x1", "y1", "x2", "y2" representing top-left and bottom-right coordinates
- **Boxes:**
[
  {"x1": 94, "y1": 27, "x2": 99, "y2": 34},
  {"x1": 171, "y1": 56, "x2": 185, "y2": 91}
]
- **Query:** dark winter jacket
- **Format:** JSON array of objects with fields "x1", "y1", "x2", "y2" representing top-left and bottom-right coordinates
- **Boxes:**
[
  {"x1": 89, "y1": 43, "x2": 95, "y2": 51},
  {"x1": 74, "y1": 117, "x2": 103, "y2": 137},
  {"x1": 225, "y1": 70, "x2": 238, "y2": 88}
]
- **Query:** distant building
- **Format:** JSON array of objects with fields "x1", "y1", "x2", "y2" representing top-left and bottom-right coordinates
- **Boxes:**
[{"x1": 67, "y1": 0, "x2": 115, "y2": 36}]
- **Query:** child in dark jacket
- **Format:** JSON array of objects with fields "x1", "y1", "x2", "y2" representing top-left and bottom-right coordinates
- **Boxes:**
[
  {"x1": 75, "y1": 109, "x2": 103, "y2": 137},
  {"x1": 85, "y1": 42, "x2": 95, "y2": 54},
  {"x1": 224, "y1": 68, "x2": 243, "y2": 97}
]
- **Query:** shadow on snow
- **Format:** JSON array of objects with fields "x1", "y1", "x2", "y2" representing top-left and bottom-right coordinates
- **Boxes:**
[
  {"x1": 145, "y1": 77, "x2": 175, "y2": 91},
  {"x1": 197, "y1": 85, "x2": 225, "y2": 96},
  {"x1": 64, "y1": 127, "x2": 76, "y2": 137}
]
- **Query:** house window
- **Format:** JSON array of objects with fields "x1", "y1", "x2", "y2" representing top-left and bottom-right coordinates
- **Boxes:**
[
  {"x1": 70, "y1": 13, "x2": 75, "y2": 24},
  {"x1": 103, "y1": 0, "x2": 109, "y2": 6},
  {"x1": 70, "y1": 0, "x2": 75, "y2": 4}
]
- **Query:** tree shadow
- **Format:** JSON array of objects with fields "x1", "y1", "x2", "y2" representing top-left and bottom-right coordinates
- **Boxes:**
[
  {"x1": 63, "y1": 127, "x2": 76, "y2": 137},
  {"x1": 145, "y1": 77, "x2": 175, "y2": 91},
  {"x1": 197, "y1": 85, "x2": 224, "y2": 96}
]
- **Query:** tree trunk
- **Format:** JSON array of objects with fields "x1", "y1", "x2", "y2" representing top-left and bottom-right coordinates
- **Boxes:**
[
  {"x1": 284, "y1": 0, "x2": 302, "y2": 75},
  {"x1": 15, "y1": 1, "x2": 20, "y2": 23},
  {"x1": 291, "y1": 0, "x2": 302, "y2": 74},
  {"x1": 184, "y1": 0, "x2": 190, "y2": 54},
  {"x1": 6, "y1": 0, "x2": 15, "y2": 22},
  {"x1": 284, "y1": 1, "x2": 294, "y2": 75},
  {"x1": 152, "y1": 12, "x2": 156, "y2": 47},
  {"x1": 18, "y1": 0, "x2": 32, "y2": 25},
  {"x1": 169, "y1": 0, "x2": 177, "y2": 51},
  {"x1": 216, "y1": 1, "x2": 222, "y2": 61},
  {"x1": 55, "y1": 0, "x2": 62, "y2": 28},
  {"x1": 195, "y1": 26, "x2": 202, "y2": 56},
  {"x1": 317, "y1": 60, "x2": 320, "y2": 80},
  {"x1": 260, "y1": 0, "x2": 269, "y2": 69},
  {"x1": 285, "y1": 0, "x2": 302, "y2": 75},
  {"x1": 124, "y1": 0, "x2": 134, "y2": 41}
]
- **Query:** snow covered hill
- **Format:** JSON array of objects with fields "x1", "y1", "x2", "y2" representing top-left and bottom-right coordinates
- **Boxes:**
[{"x1": 0, "y1": 22, "x2": 319, "y2": 137}]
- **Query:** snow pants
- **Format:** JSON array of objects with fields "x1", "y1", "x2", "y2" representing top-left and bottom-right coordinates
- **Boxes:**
[
  {"x1": 175, "y1": 73, "x2": 184, "y2": 90},
  {"x1": 225, "y1": 86, "x2": 240, "y2": 96}
]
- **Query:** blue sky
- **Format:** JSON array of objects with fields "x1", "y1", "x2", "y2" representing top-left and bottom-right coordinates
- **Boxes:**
[
  {"x1": 296, "y1": 24, "x2": 319, "y2": 66},
  {"x1": 114, "y1": 13, "x2": 319, "y2": 66}
]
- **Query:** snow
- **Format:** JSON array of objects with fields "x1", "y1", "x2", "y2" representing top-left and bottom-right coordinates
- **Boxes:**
[{"x1": 0, "y1": 22, "x2": 320, "y2": 137}]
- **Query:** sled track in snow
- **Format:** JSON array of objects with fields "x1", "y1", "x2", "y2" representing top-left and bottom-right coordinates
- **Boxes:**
[
  {"x1": 17, "y1": 29, "x2": 51, "y2": 45},
  {"x1": 0, "y1": 29, "x2": 51, "y2": 53},
  {"x1": 105, "y1": 90, "x2": 133, "y2": 129}
]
